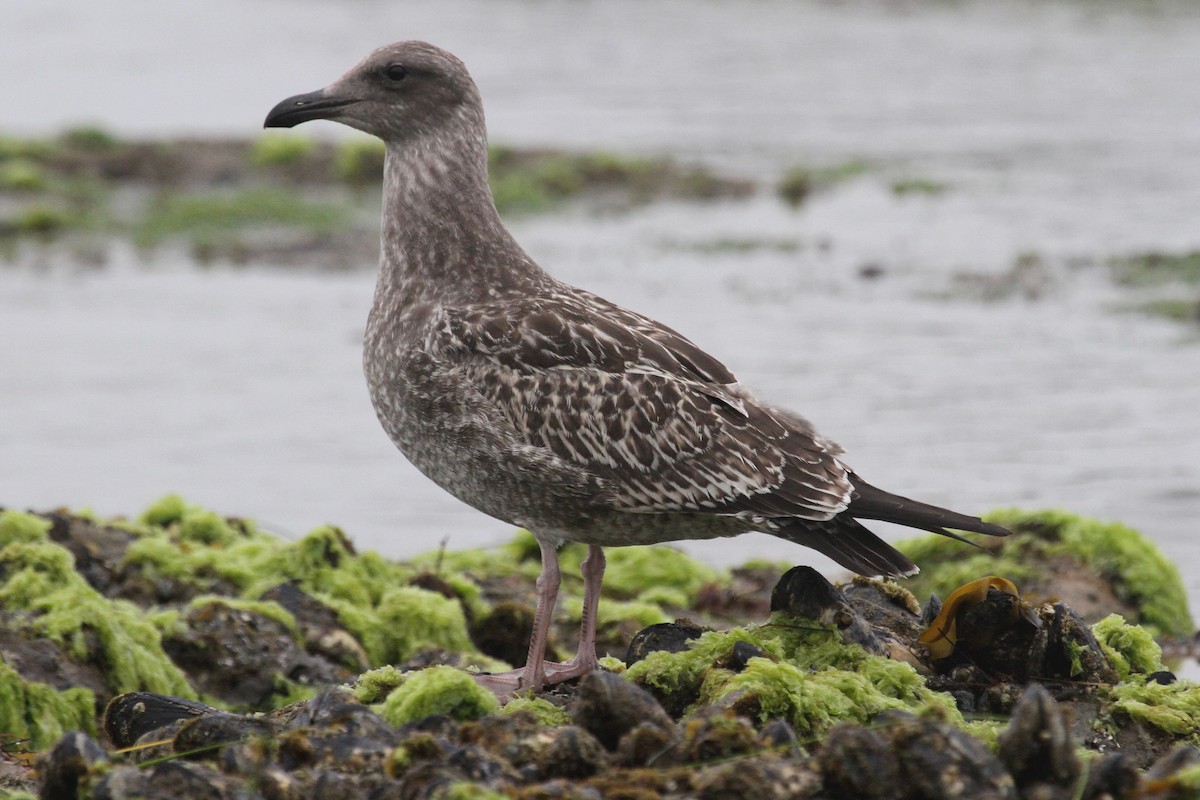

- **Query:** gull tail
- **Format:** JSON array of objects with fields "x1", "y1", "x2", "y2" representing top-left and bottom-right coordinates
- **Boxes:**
[
  {"x1": 847, "y1": 476, "x2": 1011, "y2": 543},
  {"x1": 773, "y1": 516, "x2": 919, "y2": 578}
]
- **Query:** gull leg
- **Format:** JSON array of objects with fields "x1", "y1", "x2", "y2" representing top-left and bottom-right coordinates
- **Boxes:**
[
  {"x1": 475, "y1": 536, "x2": 561, "y2": 696},
  {"x1": 542, "y1": 544, "x2": 605, "y2": 682}
]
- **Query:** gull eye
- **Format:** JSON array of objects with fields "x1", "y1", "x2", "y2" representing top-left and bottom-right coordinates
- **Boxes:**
[{"x1": 384, "y1": 63, "x2": 407, "y2": 82}]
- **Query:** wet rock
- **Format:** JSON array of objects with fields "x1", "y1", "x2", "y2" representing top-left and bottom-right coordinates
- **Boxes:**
[
  {"x1": 104, "y1": 692, "x2": 218, "y2": 748},
  {"x1": 693, "y1": 564, "x2": 776, "y2": 620},
  {"x1": 927, "y1": 596, "x2": 1116, "y2": 711},
  {"x1": 758, "y1": 718, "x2": 800, "y2": 751},
  {"x1": 570, "y1": 671, "x2": 676, "y2": 751},
  {"x1": 174, "y1": 712, "x2": 277, "y2": 756},
  {"x1": 881, "y1": 710, "x2": 1018, "y2": 800},
  {"x1": 771, "y1": 566, "x2": 850, "y2": 621},
  {"x1": 726, "y1": 640, "x2": 767, "y2": 672},
  {"x1": 1144, "y1": 744, "x2": 1200, "y2": 782},
  {"x1": 673, "y1": 711, "x2": 761, "y2": 765},
  {"x1": 162, "y1": 599, "x2": 350, "y2": 707},
  {"x1": 997, "y1": 685, "x2": 1081, "y2": 795},
  {"x1": 92, "y1": 760, "x2": 251, "y2": 800},
  {"x1": 470, "y1": 600, "x2": 542, "y2": 666},
  {"x1": 446, "y1": 743, "x2": 521, "y2": 787},
  {"x1": 612, "y1": 721, "x2": 677, "y2": 768},
  {"x1": 1027, "y1": 603, "x2": 1119, "y2": 686},
  {"x1": 1080, "y1": 752, "x2": 1139, "y2": 800},
  {"x1": 39, "y1": 731, "x2": 106, "y2": 800},
  {"x1": 42, "y1": 512, "x2": 138, "y2": 597},
  {"x1": 284, "y1": 689, "x2": 397, "y2": 741},
  {"x1": 460, "y1": 710, "x2": 605, "y2": 781},
  {"x1": 694, "y1": 753, "x2": 820, "y2": 800},
  {"x1": 0, "y1": 626, "x2": 109, "y2": 705},
  {"x1": 538, "y1": 726, "x2": 608, "y2": 780},
  {"x1": 817, "y1": 723, "x2": 903, "y2": 800},
  {"x1": 392, "y1": 761, "x2": 467, "y2": 800},
  {"x1": 625, "y1": 621, "x2": 705, "y2": 666},
  {"x1": 260, "y1": 582, "x2": 370, "y2": 672},
  {"x1": 770, "y1": 566, "x2": 883, "y2": 654}
]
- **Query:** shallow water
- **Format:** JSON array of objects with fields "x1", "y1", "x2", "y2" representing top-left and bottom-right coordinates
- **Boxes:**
[{"x1": 4, "y1": 1, "x2": 1200, "y2": 611}]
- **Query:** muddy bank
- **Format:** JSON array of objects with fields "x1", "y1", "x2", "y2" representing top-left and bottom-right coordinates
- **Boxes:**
[
  {"x1": 1, "y1": 500, "x2": 1198, "y2": 797},
  {"x1": 0, "y1": 129, "x2": 751, "y2": 270}
]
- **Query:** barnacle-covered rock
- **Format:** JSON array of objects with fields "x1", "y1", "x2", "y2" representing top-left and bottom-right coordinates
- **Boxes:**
[
  {"x1": 569, "y1": 670, "x2": 675, "y2": 751},
  {"x1": 996, "y1": 685, "x2": 1081, "y2": 794}
]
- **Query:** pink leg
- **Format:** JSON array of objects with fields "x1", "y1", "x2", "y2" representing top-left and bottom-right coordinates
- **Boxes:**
[
  {"x1": 474, "y1": 541, "x2": 607, "y2": 697},
  {"x1": 544, "y1": 544, "x2": 605, "y2": 681}
]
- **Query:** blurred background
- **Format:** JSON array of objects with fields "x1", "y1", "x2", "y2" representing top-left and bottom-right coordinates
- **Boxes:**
[{"x1": 3, "y1": 0, "x2": 1199, "y2": 605}]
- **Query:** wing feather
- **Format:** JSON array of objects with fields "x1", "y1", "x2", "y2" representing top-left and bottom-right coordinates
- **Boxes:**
[{"x1": 430, "y1": 295, "x2": 852, "y2": 521}]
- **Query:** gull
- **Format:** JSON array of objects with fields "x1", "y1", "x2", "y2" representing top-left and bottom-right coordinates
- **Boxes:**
[{"x1": 264, "y1": 41, "x2": 1009, "y2": 694}]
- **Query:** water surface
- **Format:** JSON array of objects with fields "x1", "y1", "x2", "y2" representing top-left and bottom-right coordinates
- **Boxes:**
[{"x1": 3, "y1": 0, "x2": 1199, "y2": 609}]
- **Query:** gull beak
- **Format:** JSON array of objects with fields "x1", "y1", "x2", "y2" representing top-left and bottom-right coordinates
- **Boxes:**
[{"x1": 264, "y1": 89, "x2": 355, "y2": 128}]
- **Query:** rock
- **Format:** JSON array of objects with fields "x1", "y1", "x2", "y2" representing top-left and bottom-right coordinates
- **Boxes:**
[
  {"x1": 695, "y1": 753, "x2": 820, "y2": 800},
  {"x1": 726, "y1": 640, "x2": 768, "y2": 672},
  {"x1": 818, "y1": 723, "x2": 903, "y2": 800},
  {"x1": 1144, "y1": 744, "x2": 1200, "y2": 782},
  {"x1": 174, "y1": 712, "x2": 277, "y2": 755},
  {"x1": 881, "y1": 710, "x2": 1018, "y2": 800},
  {"x1": 673, "y1": 711, "x2": 761, "y2": 765},
  {"x1": 162, "y1": 599, "x2": 350, "y2": 707},
  {"x1": 570, "y1": 671, "x2": 676, "y2": 751},
  {"x1": 625, "y1": 621, "x2": 705, "y2": 666},
  {"x1": 91, "y1": 760, "x2": 250, "y2": 800},
  {"x1": 997, "y1": 685, "x2": 1081, "y2": 795},
  {"x1": 260, "y1": 582, "x2": 370, "y2": 672},
  {"x1": 470, "y1": 600, "x2": 545, "y2": 666},
  {"x1": 770, "y1": 566, "x2": 884, "y2": 654},
  {"x1": 104, "y1": 692, "x2": 218, "y2": 748},
  {"x1": 1079, "y1": 752, "x2": 1139, "y2": 800},
  {"x1": 612, "y1": 721, "x2": 677, "y2": 768},
  {"x1": 538, "y1": 726, "x2": 608, "y2": 780},
  {"x1": 39, "y1": 731, "x2": 106, "y2": 800},
  {"x1": 758, "y1": 718, "x2": 800, "y2": 751}
]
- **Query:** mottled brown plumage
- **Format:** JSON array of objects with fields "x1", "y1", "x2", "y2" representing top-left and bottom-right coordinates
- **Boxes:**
[{"x1": 265, "y1": 41, "x2": 1009, "y2": 693}]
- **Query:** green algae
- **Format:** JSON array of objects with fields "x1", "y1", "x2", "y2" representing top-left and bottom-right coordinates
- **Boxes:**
[
  {"x1": 378, "y1": 666, "x2": 499, "y2": 726},
  {"x1": 0, "y1": 509, "x2": 53, "y2": 545},
  {"x1": 579, "y1": 544, "x2": 721, "y2": 601},
  {"x1": 347, "y1": 585, "x2": 475, "y2": 666},
  {"x1": 0, "y1": 510, "x2": 196, "y2": 747},
  {"x1": 335, "y1": 138, "x2": 386, "y2": 184},
  {"x1": 132, "y1": 187, "x2": 348, "y2": 254},
  {"x1": 1092, "y1": 614, "x2": 1164, "y2": 680},
  {"x1": 0, "y1": 159, "x2": 47, "y2": 192},
  {"x1": 561, "y1": 596, "x2": 670, "y2": 631},
  {"x1": 126, "y1": 497, "x2": 486, "y2": 668},
  {"x1": 498, "y1": 695, "x2": 571, "y2": 726},
  {"x1": 1109, "y1": 679, "x2": 1200, "y2": 738},
  {"x1": 60, "y1": 125, "x2": 121, "y2": 152},
  {"x1": 891, "y1": 177, "x2": 948, "y2": 196},
  {"x1": 417, "y1": 530, "x2": 726, "y2": 631},
  {"x1": 353, "y1": 665, "x2": 408, "y2": 704},
  {"x1": 0, "y1": 660, "x2": 96, "y2": 750},
  {"x1": 598, "y1": 655, "x2": 626, "y2": 674},
  {"x1": 251, "y1": 134, "x2": 315, "y2": 167},
  {"x1": 443, "y1": 783, "x2": 509, "y2": 800},
  {"x1": 0, "y1": 511, "x2": 195, "y2": 697},
  {"x1": 626, "y1": 613, "x2": 956, "y2": 737},
  {"x1": 1110, "y1": 250, "x2": 1200, "y2": 287},
  {"x1": 897, "y1": 509, "x2": 1193, "y2": 637},
  {"x1": 778, "y1": 159, "x2": 870, "y2": 206}
]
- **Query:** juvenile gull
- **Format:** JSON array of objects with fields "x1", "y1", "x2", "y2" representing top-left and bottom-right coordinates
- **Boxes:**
[{"x1": 264, "y1": 41, "x2": 1010, "y2": 694}]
